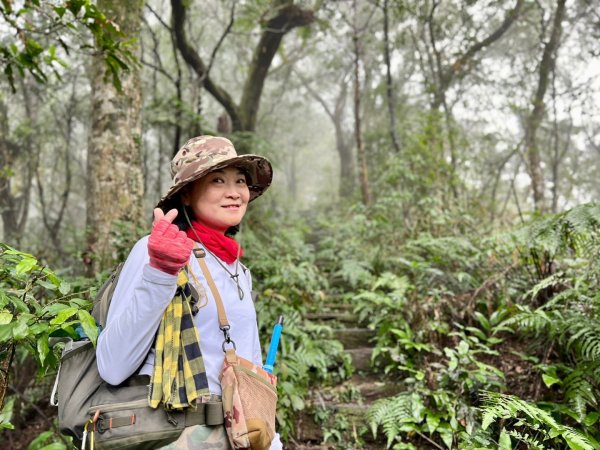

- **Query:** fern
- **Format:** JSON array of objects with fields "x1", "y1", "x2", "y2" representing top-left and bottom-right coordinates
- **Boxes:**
[
  {"x1": 367, "y1": 392, "x2": 425, "y2": 448},
  {"x1": 505, "y1": 429, "x2": 549, "y2": 449},
  {"x1": 523, "y1": 203, "x2": 600, "y2": 257},
  {"x1": 500, "y1": 305, "x2": 559, "y2": 337},
  {"x1": 562, "y1": 316, "x2": 600, "y2": 362},
  {"x1": 561, "y1": 361, "x2": 600, "y2": 420},
  {"x1": 480, "y1": 391, "x2": 599, "y2": 450}
]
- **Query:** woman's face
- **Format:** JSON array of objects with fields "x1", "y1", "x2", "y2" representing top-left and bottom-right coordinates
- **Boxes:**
[{"x1": 183, "y1": 166, "x2": 250, "y2": 232}]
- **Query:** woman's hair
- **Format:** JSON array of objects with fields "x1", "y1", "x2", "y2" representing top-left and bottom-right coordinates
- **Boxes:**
[{"x1": 159, "y1": 194, "x2": 239, "y2": 237}]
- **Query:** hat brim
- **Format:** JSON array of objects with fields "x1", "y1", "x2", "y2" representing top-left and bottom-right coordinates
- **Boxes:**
[{"x1": 155, "y1": 154, "x2": 272, "y2": 210}]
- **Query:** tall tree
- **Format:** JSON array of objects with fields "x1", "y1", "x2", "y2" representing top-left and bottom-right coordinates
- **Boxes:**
[
  {"x1": 523, "y1": 0, "x2": 566, "y2": 213},
  {"x1": 352, "y1": 0, "x2": 373, "y2": 205},
  {"x1": 86, "y1": 0, "x2": 145, "y2": 273},
  {"x1": 298, "y1": 71, "x2": 355, "y2": 198},
  {"x1": 411, "y1": 0, "x2": 524, "y2": 199},
  {"x1": 382, "y1": 0, "x2": 400, "y2": 154},
  {"x1": 0, "y1": 83, "x2": 39, "y2": 246},
  {"x1": 171, "y1": 0, "x2": 314, "y2": 134}
]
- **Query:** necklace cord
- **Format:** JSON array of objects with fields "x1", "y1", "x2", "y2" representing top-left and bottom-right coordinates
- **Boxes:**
[{"x1": 183, "y1": 208, "x2": 245, "y2": 301}]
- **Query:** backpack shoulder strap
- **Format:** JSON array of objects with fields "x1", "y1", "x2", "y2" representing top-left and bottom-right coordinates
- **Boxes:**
[{"x1": 91, "y1": 262, "x2": 125, "y2": 329}]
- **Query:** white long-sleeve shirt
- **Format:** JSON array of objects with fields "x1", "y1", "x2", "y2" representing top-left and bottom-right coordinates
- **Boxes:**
[
  {"x1": 96, "y1": 236, "x2": 283, "y2": 449},
  {"x1": 96, "y1": 235, "x2": 262, "y2": 394}
]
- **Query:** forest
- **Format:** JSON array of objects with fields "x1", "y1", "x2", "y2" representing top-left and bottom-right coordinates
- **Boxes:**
[{"x1": 1, "y1": 0, "x2": 599, "y2": 449}]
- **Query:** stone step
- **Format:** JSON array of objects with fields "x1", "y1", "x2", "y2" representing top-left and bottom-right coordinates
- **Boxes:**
[
  {"x1": 294, "y1": 402, "x2": 381, "y2": 443},
  {"x1": 333, "y1": 328, "x2": 376, "y2": 349},
  {"x1": 345, "y1": 347, "x2": 373, "y2": 372},
  {"x1": 306, "y1": 312, "x2": 357, "y2": 323},
  {"x1": 351, "y1": 377, "x2": 402, "y2": 401},
  {"x1": 313, "y1": 376, "x2": 401, "y2": 404}
]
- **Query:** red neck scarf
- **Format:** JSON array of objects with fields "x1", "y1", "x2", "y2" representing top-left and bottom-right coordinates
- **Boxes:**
[{"x1": 186, "y1": 221, "x2": 243, "y2": 264}]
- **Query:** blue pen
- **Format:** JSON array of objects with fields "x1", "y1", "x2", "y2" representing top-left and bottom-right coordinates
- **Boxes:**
[{"x1": 264, "y1": 316, "x2": 284, "y2": 373}]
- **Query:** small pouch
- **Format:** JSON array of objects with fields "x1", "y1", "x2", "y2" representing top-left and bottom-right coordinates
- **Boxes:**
[{"x1": 220, "y1": 350, "x2": 278, "y2": 450}]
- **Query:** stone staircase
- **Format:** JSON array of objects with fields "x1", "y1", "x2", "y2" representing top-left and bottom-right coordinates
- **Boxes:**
[{"x1": 288, "y1": 303, "x2": 399, "y2": 449}]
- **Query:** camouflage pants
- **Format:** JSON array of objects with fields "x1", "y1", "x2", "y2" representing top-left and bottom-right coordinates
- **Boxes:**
[{"x1": 160, "y1": 425, "x2": 231, "y2": 450}]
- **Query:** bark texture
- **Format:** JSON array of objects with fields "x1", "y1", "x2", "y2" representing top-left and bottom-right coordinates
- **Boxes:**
[{"x1": 86, "y1": 0, "x2": 145, "y2": 273}]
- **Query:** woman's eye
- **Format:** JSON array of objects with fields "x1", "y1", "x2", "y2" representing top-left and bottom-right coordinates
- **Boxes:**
[
  {"x1": 237, "y1": 178, "x2": 247, "y2": 184},
  {"x1": 212, "y1": 177, "x2": 224, "y2": 183}
]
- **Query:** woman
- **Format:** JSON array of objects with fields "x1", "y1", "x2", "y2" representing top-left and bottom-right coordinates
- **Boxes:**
[{"x1": 96, "y1": 136, "x2": 282, "y2": 449}]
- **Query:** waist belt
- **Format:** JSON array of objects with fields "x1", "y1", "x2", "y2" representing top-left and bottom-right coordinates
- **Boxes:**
[
  {"x1": 93, "y1": 400, "x2": 224, "y2": 434},
  {"x1": 186, "y1": 400, "x2": 224, "y2": 426}
]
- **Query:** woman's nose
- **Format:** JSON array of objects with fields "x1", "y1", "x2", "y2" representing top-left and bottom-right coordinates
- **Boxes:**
[{"x1": 225, "y1": 184, "x2": 241, "y2": 198}]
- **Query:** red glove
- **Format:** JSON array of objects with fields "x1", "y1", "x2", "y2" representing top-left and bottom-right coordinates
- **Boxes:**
[{"x1": 148, "y1": 209, "x2": 194, "y2": 275}]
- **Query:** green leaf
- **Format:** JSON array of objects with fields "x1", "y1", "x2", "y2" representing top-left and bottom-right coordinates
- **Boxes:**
[
  {"x1": 426, "y1": 412, "x2": 440, "y2": 433},
  {"x1": 15, "y1": 256, "x2": 37, "y2": 274},
  {"x1": 29, "y1": 322, "x2": 49, "y2": 336},
  {"x1": 0, "y1": 323, "x2": 15, "y2": 342},
  {"x1": 37, "y1": 444, "x2": 67, "y2": 450},
  {"x1": 37, "y1": 280, "x2": 57, "y2": 291},
  {"x1": 50, "y1": 307, "x2": 78, "y2": 325},
  {"x1": 27, "y1": 430, "x2": 53, "y2": 450},
  {"x1": 290, "y1": 395, "x2": 304, "y2": 410},
  {"x1": 542, "y1": 373, "x2": 561, "y2": 388},
  {"x1": 0, "y1": 396, "x2": 15, "y2": 430},
  {"x1": 78, "y1": 310, "x2": 98, "y2": 344},
  {"x1": 13, "y1": 316, "x2": 31, "y2": 339},
  {"x1": 41, "y1": 303, "x2": 70, "y2": 317},
  {"x1": 0, "y1": 311, "x2": 13, "y2": 325},
  {"x1": 584, "y1": 412, "x2": 599, "y2": 427},
  {"x1": 563, "y1": 433, "x2": 594, "y2": 450},
  {"x1": 439, "y1": 429, "x2": 453, "y2": 449},
  {"x1": 58, "y1": 281, "x2": 71, "y2": 295},
  {"x1": 37, "y1": 334, "x2": 50, "y2": 366},
  {"x1": 498, "y1": 428, "x2": 512, "y2": 450},
  {"x1": 54, "y1": 6, "x2": 66, "y2": 18}
]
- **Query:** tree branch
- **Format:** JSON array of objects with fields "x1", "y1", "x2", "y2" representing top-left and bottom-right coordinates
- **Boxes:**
[
  {"x1": 170, "y1": 0, "x2": 242, "y2": 130},
  {"x1": 239, "y1": 2, "x2": 314, "y2": 131},
  {"x1": 434, "y1": 0, "x2": 524, "y2": 108}
]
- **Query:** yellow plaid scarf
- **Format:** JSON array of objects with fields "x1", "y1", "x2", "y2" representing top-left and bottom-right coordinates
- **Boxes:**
[{"x1": 149, "y1": 271, "x2": 209, "y2": 410}]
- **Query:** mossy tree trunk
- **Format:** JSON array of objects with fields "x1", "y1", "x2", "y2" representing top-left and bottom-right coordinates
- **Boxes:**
[{"x1": 85, "y1": 0, "x2": 145, "y2": 274}]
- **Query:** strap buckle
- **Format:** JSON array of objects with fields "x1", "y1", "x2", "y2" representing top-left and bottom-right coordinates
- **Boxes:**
[{"x1": 220, "y1": 325, "x2": 236, "y2": 352}]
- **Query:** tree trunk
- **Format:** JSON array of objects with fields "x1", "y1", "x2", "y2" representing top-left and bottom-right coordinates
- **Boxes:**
[
  {"x1": 86, "y1": 0, "x2": 145, "y2": 274},
  {"x1": 524, "y1": 0, "x2": 566, "y2": 213},
  {"x1": 36, "y1": 78, "x2": 76, "y2": 259},
  {"x1": 353, "y1": 0, "x2": 370, "y2": 206},
  {"x1": 383, "y1": 0, "x2": 400, "y2": 153},
  {"x1": 298, "y1": 71, "x2": 355, "y2": 198},
  {"x1": 171, "y1": 0, "x2": 314, "y2": 135},
  {"x1": 0, "y1": 81, "x2": 38, "y2": 246}
]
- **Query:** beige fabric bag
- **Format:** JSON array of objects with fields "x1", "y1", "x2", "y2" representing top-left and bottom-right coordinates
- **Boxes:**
[{"x1": 195, "y1": 249, "x2": 278, "y2": 450}]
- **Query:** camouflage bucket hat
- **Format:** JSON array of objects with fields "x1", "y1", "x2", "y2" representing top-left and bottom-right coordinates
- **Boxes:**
[{"x1": 156, "y1": 135, "x2": 273, "y2": 209}]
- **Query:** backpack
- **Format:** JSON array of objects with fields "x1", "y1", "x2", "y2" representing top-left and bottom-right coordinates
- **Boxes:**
[{"x1": 50, "y1": 263, "x2": 223, "y2": 449}]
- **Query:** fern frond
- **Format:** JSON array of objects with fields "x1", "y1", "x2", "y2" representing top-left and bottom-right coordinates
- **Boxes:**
[
  {"x1": 506, "y1": 429, "x2": 548, "y2": 450},
  {"x1": 562, "y1": 361, "x2": 600, "y2": 419},
  {"x1": 561, "y1": 316, "x2": 600, "y2": 362},
  {"x1": 480, "y1": 391, "x2": 598, "y2": 450},
  {"x1": 517, "y1": 203, "x2": 600, "y2": 260},
  {"x1": 367, "y1": 392, "x2": 425, "y2": 448},
  {"x1": 501, "y1": 305, "x2": 559, "y2": 337}
]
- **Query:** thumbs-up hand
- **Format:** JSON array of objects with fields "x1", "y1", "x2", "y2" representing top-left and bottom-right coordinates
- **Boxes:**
[{"x1": 148, "y1": 208, "x2": 194, "y2": 275}]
